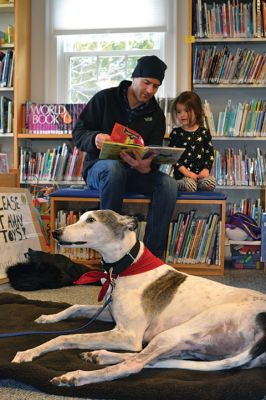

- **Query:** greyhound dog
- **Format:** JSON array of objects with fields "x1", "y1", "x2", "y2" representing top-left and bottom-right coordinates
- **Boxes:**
[{"x1": 12, "y1": 210, "x2": 266, "y2": 386}]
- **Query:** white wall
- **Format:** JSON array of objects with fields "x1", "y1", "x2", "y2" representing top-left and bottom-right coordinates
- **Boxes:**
[
  {"x1": 30, "y1": 0, "x2": 190, "y2": 102},
  {"x1": 31, "y1": 0, "x2": 45, "y2": 102}
]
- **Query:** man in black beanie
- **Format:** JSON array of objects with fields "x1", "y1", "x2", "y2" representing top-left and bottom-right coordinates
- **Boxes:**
[{"x1": 72, "y1": 55, "x2": 177, "y2": 258}]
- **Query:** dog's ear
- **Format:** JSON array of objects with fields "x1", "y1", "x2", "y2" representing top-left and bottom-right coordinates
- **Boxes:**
[{"x1": 126, "y1": 216, "x2": 138, "y2": 231}]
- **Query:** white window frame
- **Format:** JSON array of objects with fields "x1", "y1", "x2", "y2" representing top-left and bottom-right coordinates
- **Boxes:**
[{"x1": 60, "y1": 40, "x2": 162, "y2": 102}]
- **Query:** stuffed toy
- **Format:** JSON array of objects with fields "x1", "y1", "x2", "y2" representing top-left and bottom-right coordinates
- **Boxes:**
[{"x1": 226, "y1": 212, "x2": 261, "y2": 241}]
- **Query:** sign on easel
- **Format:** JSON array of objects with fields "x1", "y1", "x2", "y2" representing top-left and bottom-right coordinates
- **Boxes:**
[{"x1": 0, "y1": 188, "x2": 45, "y2": 283}]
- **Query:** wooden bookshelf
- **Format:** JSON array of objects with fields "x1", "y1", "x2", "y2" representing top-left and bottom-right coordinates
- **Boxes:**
[
  {"x1": 49, "y1": 195, "x2": 226, "y2": 276},
  {"x1": 189, "y1": 0, "x2": 266, "y2": 215},
  {"x1": 18, "y1": 134, "x2": 72, "y2": 139},
  {"x1": 0, "y1": 168, "x2": 19, "y2": 186},
  {"x1": 0, "y1": 0, "x2": 31, "y2": 184}
]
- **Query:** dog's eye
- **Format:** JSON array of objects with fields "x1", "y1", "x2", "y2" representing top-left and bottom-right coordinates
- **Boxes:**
[{"x1": 86, "y1": 217, "x2": 96, "y2": 223}]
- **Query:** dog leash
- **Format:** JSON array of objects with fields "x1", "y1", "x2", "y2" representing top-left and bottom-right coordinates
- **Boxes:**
[{"x1": 0, "y1": 295, "x2": 112, "y2": 339}]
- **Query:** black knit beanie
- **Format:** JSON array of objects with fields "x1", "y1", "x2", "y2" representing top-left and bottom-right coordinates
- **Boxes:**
[{"x1": 131, "y1": 55, "x2": 167, "y2": 84}]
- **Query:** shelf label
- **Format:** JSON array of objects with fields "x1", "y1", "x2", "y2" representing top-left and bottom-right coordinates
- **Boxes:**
[{"x1": 184, "y1": 35, "x2": 195, "y2": 43}]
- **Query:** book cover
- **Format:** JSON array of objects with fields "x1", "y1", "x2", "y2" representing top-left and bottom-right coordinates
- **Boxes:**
[
  {"x1": 182, "y1": 218, "x2": 197, "y2": 263},
  {"x1": 176, "y1": 210, "x2": 196, "y2": 263},
  {"x1": 28, "y1": 103, "x2": 86, "y2": 134},
  {"x1": 201, "y1": 213, "x2": 219, "y2": 263},
  {"x1": 110, "y1": 123, "x2": 144, "y2": 145},
  {"x1": 187, "y1": 218, "x2": 202, "y2": 263},
  {"x1": 196, "y1": 214, "x2": 213, "y2": 263},
  {"x1": 99, "y1": 141, "x2": 184, "y2": 165}
]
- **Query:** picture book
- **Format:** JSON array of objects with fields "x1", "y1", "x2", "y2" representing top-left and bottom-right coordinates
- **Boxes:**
[
  {"x1": 110, "y1": 122, "x2": 144, "y2": 145},
  {"x1": 99, "y1": 141, "x2": 184, "y2": 164}
]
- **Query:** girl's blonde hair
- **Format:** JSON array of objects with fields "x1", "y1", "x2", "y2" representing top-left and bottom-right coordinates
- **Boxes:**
[{"x1": 171, "y1": 91, "x2": 204, "y2": 127}]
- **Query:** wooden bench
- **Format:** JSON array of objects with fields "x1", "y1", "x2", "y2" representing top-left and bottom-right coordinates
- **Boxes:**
[{"x1": 49, "y1": 189, "x2": 227, "y2": 276}]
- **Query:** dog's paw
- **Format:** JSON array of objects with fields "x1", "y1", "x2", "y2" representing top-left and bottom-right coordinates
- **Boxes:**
[
  {"x1": 12, "y1": 350, "x2": 34, "y2": 363},
  {"x1": 35, "y1": 314, "x2": 57, "y2": 324},
  {"x1": 81, "y1": 350, "x2": 122, "y2": 365},
  {"x1": 80, "y1": 350, "x2": 103, "y2": 364},
  {"x1": 51, "y1": 370, "x2": 85, "y2": 387}
]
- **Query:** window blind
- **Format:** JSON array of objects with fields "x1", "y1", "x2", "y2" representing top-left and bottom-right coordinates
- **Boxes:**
[{"x1": 50, "y1": 0, "x2": 168, "y2": 34}]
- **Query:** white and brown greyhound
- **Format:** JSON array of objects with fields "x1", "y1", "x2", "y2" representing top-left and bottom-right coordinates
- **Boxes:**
[{"x1": 12, "y1": 210, "x2": 266, "y2": 386}]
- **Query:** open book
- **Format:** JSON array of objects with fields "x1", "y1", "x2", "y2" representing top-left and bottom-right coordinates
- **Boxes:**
[{"x1": 99, "y1": 141, "x2": 184, "y2": 164}]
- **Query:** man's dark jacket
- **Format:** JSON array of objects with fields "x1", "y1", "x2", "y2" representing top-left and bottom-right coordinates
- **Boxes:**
[{"x1": 72, "y1": 80, "x2": 166, "y2": 179}]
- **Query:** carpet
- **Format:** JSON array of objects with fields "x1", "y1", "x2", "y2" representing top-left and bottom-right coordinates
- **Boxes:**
[{"x1": 0, "y1": 293, "x2": 265, "y2": 400}]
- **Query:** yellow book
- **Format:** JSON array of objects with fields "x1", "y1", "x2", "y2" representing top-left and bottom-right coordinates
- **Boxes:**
[{"x1": 99, "y1": 141, "x2": 184, "y2": 165}]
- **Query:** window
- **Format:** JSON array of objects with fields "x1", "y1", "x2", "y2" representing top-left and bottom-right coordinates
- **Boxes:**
[
  {"x1": 45, "y1": 0, "x2": 177, "y2": 102},
  {"x1": 59, "y1": 32, "x2": 162, "y2": 102}
]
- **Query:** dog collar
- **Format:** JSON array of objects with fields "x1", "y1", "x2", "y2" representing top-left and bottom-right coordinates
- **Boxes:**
[
  {"x1": 101, "y1": 240, "x2": 141, "y2": 275},
  {"x1": 74, "y1": 244, "x2": 164, "y2": 302}
]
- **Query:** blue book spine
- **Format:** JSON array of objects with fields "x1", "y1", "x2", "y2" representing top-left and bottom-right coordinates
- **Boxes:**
[{"x1": 260, "y1": 212, "x2": 266, "y2": 262}]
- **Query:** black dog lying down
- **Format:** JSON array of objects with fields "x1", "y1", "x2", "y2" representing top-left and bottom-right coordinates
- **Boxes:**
[{"x1": 6, "y1": 249, "x2": 93, "y2": 291}]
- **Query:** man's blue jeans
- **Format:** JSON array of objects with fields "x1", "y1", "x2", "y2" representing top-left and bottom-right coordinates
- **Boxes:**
[{"x1": 87, "y1": 160, "x2": 177, "y2": 258}]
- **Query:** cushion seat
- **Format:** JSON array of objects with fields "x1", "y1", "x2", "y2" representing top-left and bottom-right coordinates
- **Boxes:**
[{"x1": 50, "y1": 188, "x2": 227, "y2": 201}]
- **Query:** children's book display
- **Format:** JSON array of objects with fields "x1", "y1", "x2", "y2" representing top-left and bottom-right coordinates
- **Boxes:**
[
  {"x1": 99, "y1": 123, "x2": 184, "y2": 164},
  {"x1": 22, "y1": 102, "x2": 86, "y2": 134}
]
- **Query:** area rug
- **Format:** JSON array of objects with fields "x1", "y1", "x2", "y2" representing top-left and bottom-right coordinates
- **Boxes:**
[{"x1": 0, "y1": 292, "x2": 265, "y2": 400}]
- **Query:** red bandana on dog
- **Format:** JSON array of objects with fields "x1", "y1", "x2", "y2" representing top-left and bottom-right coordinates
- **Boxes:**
[{"x1": 74, "y1": 246, "x2": 164, "y2": 301}]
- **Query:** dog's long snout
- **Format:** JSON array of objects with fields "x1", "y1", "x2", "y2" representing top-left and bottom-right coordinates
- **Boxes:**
[{"x1": 52, "y1": 229, "x2": 63, "y2": 240}]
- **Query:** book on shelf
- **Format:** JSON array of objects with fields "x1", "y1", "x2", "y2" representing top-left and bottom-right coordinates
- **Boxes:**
[
  {"x1": 19, "y1": 143, "x2": 85, "y2": 183},
  {"x1": 166, "y1": 213, "x2": 185, "y2": 263},
  {"x1": 25, "y1": 102, "x2": 86, "y2": 134},
  {"x1": 0, "y1": 49, "x2": 13, "y2": 87},
  {"x1": 201, "y1": 213, "x2": 219, "y2": 263},
  {"x1": 260, "y1": 212, "x2": 266, "y2": 262},
  {"x1": 195, "y1": 214, "x2": 213, "y2": 263},
  {"x1": 182, "y1": 219, "x2": 197, "y2": 263},
  {"x1": 203, "y1": 99, "x2": 216, "y2": 136},
  {"x1": 0, "y1": 152, "x2": 9, "y2": 173},
  {"x1": 215, "y1": 99, "x2": 266, "y2": 137},
  {"x1": 175, "y1": 212, "x2": 193, "y2": 263},
  {"x1": 0, "y1": 96, "x2": 10, "y2": 133},
  {"x1": 193, "y1": 0, "x2": 266, "y2": 38},
  {"x1": 99, "y1": 141, "x2": 184, "y2": 165},
  {"x1": 164, "y1": 212, "x2": 220, "y2": 265},
  {"x1": 193, "y1": 46, "x2": 266, "y2": 85}
]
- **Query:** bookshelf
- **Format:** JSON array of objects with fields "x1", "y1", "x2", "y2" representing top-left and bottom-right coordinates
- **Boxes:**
[
  {"x1": 0, "y1": 0, "x2": 31, "y2": 186},
  {"x1": 17, "y1": 102, "x2": 87, "y2": 186},
  {"x1": 49, "y1": 193, "x2": 226, "y2": 276},
  {"x1": 189, "y1": 0, "x2": 266, "y2": 219}
]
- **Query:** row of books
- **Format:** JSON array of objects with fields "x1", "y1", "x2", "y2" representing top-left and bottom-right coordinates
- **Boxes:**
[
  {"x1": 213, "y1": 147, "x2": 265, "y2": 186},
  {"x1": 0, "y1": 49, "x2": 14, "y2": 88},
  {"x1": 54, "y1": 209, "x2": 221, "y2": 266},
  {"x1": 205, "y1": 99, "x2": 266, "y2": 137},
  {"x1": 0, "y1": 24, "x2": 14, "y2": 46},
  {"x1": 0, "y1": 96, "x2": 12, "y2": 133},
  {"x1": 19, "y1": 143, "x2": 85, "y2": 183},
  {"x1": 55, "y1": 210, "x2": 100, "y2": 260},
  {"x1": 165, "y1": 211, "x2": 221, "y2": 265},
  {"x1": 21, "y1": 102, "x2": 86, "y2": 134},
  {"x1": 227, "y1": 198, "x2": 263, "y2": 225},
  {"x1": 193, "y1": 46, "x2": 266, "y2": 84},
  {"x1": 56, "y1": 244, "x2": 100, "y2": 260},
  {"x1": 193, "y1": 0, "x2": 266, "y2": 38},
  {"x1": 157, "y1": 97, "x2": 175, "y2": 135}
]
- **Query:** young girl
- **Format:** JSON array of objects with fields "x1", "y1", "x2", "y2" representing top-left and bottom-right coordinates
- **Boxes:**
[{"x1": 169, "y1": 91, "x2": 216, "y2": 192}]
